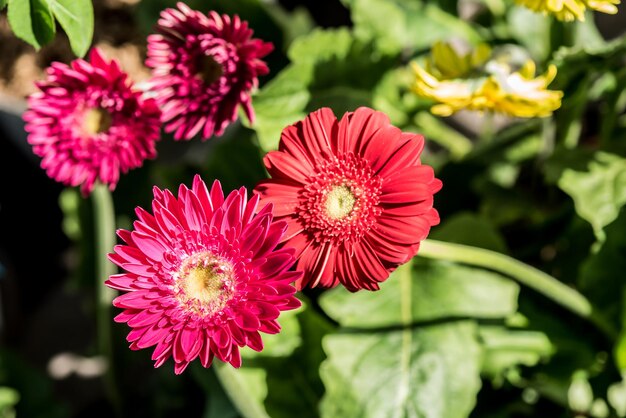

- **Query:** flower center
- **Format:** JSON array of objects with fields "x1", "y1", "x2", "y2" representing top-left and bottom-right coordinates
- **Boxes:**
[
  {"x1": 298, "y1": 153, "x2": 382, "y2": 245},
  {"x1": 83, "y1": 107, "x2": 112, "y2": 135},
  {"x1": 325, "y1": 185, "x2": 355, "y2": 219},
  {"x1": 196, "y1": 54, "x2": 224, "y2": 84},
  {"x1": 174, "y1": 252, "x2": 234, "y2": 316}
]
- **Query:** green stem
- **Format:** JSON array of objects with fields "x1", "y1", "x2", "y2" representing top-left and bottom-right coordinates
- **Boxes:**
[
  {"x1": 478, "y1": 112, "x2": 496, "y2": 146},
  {"x1": 92, "y1": 184, "x2": 121, "y2": 414},
  {"x1": 213, "y1": 361, "x2": 271, "y2": 418},
  {"x1": 414, "y1": 112, "x2": 473, "y2": 160},
  {"x1": 418, "y1": 239, "x2": 616, "y2": 338}
]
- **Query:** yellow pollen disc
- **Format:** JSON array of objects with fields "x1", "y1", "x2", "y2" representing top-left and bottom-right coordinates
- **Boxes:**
[
  {"x1": 83, "y1": 108, "x2": 112, "y2": 135},
  {"x1": 196, "y1": 55, "x2": 224, "y2": 84},
  {"x1": 325, "y1": 185, "x2": 356, "y2": 220},
  {"x1": 183, "y1": 265, "x2": 226, "y2": 305}
]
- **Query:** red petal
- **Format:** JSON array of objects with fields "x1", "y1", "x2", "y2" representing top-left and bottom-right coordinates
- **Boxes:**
[{"x1": 264, "y1": 151, "x2": 311, "y2": 184}]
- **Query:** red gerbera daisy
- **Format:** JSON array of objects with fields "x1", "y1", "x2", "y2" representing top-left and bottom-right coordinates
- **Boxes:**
[
  {"x1": 23, "y1": 48, "x2": 161, "y2": 196},
  {"x1": 254, "y1": 107, "x2": 442, "y2": 292},
  {"x1": 146, "y1": 2, "x2": 273, "y2": 140},
  {"x1": 106, "y1": 176, "x2": 301, "y2": 374}
]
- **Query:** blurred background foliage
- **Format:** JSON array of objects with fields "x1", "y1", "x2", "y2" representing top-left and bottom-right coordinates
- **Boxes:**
[{"x1": 1, "y1": 0, "x2": 626, "y2": 417}]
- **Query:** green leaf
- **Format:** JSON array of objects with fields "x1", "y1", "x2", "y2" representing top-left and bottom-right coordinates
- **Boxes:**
[
  {"x1": 289, "y1": 28, "x2": 394, "y2": 92},
  {"x1": 372, "y1": 67, "x2": 420, "y2": 127},
  {"x1": 479, "y1": 326, "x2": 553, "y2": 384},
  {"x1": 320, "y1": 259, "x2": 519, "y2": 328},
  {"x1": 0, "y1": 387, "x2": 19, "y2": 409},
  {"x1": 558, "y1": 152, "x2": 626, "y2": 244},
  {"x1": 343, "y1": 0, "x2": 481, "y2": 55},
  {"x1": 551, "y1": 34, "x2": 626, "y2": 89},
  {"x1": 46, "y1": 0, "x2": 94, "y2": 57},
  {"x1": 579, "y1": 210, "x2": 626, "y2": 336},
  {"x1": 247, "y1": 63, "x2": 312, "y2": 152},
  {"x1": 320, "y1": 321, "x2": 482, "y2": 418},
  {"x1": 507, "y1": 6, "x2": 550, "y2": 61},
  {"x1": 288, "y1": 27, "x2": 353, "y2": 63},
  {"x1": 0, "y1": 0, "x2": 7, "y2": 10},
  {"x1": 317, "y1": 257, "x2": 532, "y2": 418},
  {"x1": 249, "y1": 28, "x2": 394, "y2": 151},
  {"x1": 7, "y1": 0, "x2": 56, "y2": 49}
]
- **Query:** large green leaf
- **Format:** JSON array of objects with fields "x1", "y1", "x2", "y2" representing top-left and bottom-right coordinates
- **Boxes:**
[
  {"x1": 317, "y1": 258, "x2": 523, "y2": 418},
  {"x1": 558, "y1": 152, "x2": 626, "y2": 244},
  {"x1": 319, "y1": 259, "x2": 519, "y2": 327},
  {"x1": 320, "y1": 321, "x2": 482, "y2": 418},
  {"x1": 0, "y1": 0, "x2": 7, "y2": 10},
  {"x1": 46, "y1": 0, "x2": 94, "y2": 56},
  {"x1": 7, "y1": 0, "x2": 55, "y2": 49}
]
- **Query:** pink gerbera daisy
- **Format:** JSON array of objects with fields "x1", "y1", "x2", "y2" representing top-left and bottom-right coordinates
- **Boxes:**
[
  {"x1": 146, "y1": 2, "x2": 273, "y2": 140},
  {"x1": 254, "y1": 107, "x2": 442, "y2": 292},
  {"x1": 106, "y1": 176, "x2": 301, "y2": 374},
  {"x1": 23, "y1": 48, "x2": 161, "y2": 196}
]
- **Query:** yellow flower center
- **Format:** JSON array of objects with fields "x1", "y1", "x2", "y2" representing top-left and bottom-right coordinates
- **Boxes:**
[
  {"x1": 324, "y1": 185, "x2": 356, "y2": 220},
  {"x1": 196, "y1": 55, "x2": 223, "y2": 84},
  {"x1": 183, "y1": 265, "x2": 226, "y2": 304},
  {"x1": 83, "y1": 107, "x2": 112, "y2": 135},
  {"x1": 176, "y1": 252, "x2": 234, "y2": 316}
]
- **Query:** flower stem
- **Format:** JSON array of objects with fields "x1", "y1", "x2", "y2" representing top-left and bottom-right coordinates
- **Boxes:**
[
  {"x1": 92, "y1": 184, "x2": 121, "y2": 414},
  {"x1": 213, "y1": 361, "x2": 271, "y2": 418},
  {"x1": 418, "y1": 239, "x2": 616, "y2": 338}
]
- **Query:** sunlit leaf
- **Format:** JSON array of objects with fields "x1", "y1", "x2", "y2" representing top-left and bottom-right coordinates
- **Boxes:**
[
  {"x1": 320, "y1": 321, "x2": 482, "y2": 418},
  {"x1": 317, "y1": 258, "x2": 522, "y2": 418},
  {"x1": 7, "y1": 0, "x2": 55, "y2": 49},
  {"x1": 320, "y1": 259, "x2": 519, "y2": 327},
  {"x1": 46, "y1": 0, "x2": 94, "y2": 56}
]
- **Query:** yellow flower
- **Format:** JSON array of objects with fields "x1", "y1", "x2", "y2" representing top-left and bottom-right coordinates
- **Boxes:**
[
  {"x1": 516, "y1": 0, "x2": 619, "y2": 22},
  {"x1": 412, "y1": 42, "x2": 563, "y2": 118}
]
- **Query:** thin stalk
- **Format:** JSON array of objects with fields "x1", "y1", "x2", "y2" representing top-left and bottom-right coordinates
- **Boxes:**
[
  {"x1": 418, "y1": 239, "x2": 617, "y2": 339},
  {"x1": 213, "y1": 361, "x2": 271, "y2": 418},
  {"x1": 475, "y1": 112, "x2": 497, "y2": 149},
  {"x1": 92, "y1": 183, "x2": 121, "y2": 414}
]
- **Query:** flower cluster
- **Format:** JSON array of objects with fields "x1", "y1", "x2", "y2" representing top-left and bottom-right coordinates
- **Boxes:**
[
  {"x1": 24, "y1": 2, "x2": 271, "y2": 194},
  {"x1": 23, "y1": 0, "x2": 589, "y2": 374},
  {"x1": 108, "y1": 106, "x2": 442, "y2": 372},
  {"x1": 412, "y1": 42, "x2": 563, "y2": 118}
]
